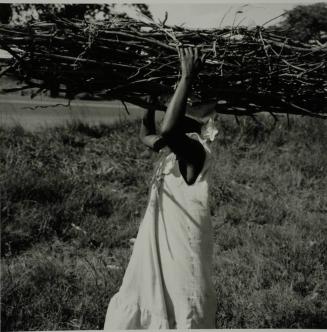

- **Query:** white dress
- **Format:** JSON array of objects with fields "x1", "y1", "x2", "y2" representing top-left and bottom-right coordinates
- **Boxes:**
[{"x1": 104, "y1": 132, "x2": 217, "y2": 329}]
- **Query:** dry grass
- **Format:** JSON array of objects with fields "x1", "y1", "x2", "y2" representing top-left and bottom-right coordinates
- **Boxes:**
[{"x1": 1, "y1": 115, "x2": 327, "y2": 330}]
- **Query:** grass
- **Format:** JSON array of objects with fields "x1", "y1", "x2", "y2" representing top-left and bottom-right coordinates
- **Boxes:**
[{"x1": 1, "y1": 115, "x2": 327, "y2": 330}]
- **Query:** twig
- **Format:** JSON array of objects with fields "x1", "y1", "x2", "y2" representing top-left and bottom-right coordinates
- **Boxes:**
[{"x1": 120, "y1": 100, "x2": 130, "y2": 115}]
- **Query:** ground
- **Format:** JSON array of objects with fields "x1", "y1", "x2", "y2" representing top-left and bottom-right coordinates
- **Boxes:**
[{"x1": 1, "y1": 115, "x2": 327, "y2": 330}]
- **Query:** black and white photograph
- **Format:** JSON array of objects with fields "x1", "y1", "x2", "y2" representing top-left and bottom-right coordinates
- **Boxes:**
[{"x1": 1, "y1": 1, "x2": 327, "y2": 330}]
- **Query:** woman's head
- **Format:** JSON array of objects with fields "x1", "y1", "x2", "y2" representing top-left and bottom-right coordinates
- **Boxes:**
[
  {"x1": 183, "y1": 99, "x2": 218, "y2": 138},
  {"x1": 160, "y1": 93, "x2": 218, "y2": 139},
  {"x1": 184, "y1": 98, "x2": 217, "y2": 124}
]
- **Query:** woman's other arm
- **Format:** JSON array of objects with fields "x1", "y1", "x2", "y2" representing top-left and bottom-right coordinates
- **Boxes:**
[{"x1": 139, "y1": 104, "x2": 166, "y2": 152}]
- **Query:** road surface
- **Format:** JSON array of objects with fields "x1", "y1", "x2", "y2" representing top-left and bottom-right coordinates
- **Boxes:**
[{"x1": 0, "y1": 95, "x2": 154, "y2": 131}]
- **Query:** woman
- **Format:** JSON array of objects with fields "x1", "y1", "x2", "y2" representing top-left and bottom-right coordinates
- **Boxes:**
[{"x1": 104, "y1": 47, "x2": 218, "y2": 329}]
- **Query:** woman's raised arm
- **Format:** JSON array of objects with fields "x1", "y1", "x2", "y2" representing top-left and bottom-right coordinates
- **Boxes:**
[{"x1": 160, "y1": 47, "x2": 207, "y2": 185}]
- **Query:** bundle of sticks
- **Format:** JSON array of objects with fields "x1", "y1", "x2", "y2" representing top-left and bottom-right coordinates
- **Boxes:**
[{"x1": 0, "y1": 15, "x2": 326, "y2": 118}]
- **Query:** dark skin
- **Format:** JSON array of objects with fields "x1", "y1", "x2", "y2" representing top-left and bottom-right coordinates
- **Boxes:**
[{"x1": 140, "y1": 47, "x2": 206, "y2": 185}]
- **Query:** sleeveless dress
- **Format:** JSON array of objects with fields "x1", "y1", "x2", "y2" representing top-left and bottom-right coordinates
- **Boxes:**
[{"x1": 103, "y1": 132, "x2": 217, "y2": 329}]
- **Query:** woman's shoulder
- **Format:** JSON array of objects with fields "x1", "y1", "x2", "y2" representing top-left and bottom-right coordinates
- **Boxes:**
[
  {"x1": 184, "y1": 132, "x2": 213, "y2": 180},
  {"x1": 185, "y1": 132, "x2": 212, "y2": 156}
]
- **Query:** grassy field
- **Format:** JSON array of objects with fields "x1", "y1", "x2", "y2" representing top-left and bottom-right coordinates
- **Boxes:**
[{"x1": 1, "y1": 115, "x2": 327, "y2": 330}]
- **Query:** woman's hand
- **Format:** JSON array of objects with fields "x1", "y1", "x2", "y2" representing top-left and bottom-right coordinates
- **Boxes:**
[{"x1": 178, "y1": 46, "x2": 206, "y2": 80}]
